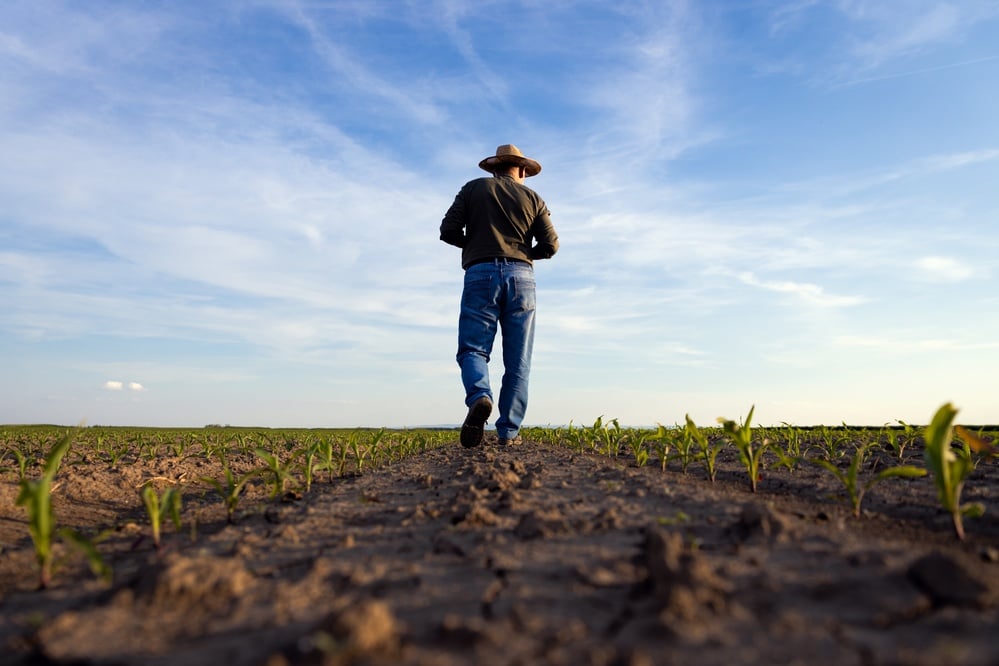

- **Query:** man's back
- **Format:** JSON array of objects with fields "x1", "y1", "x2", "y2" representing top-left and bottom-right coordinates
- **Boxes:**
[{"x1": 441, "y1": 174, "x2": 558, "y2": 269}]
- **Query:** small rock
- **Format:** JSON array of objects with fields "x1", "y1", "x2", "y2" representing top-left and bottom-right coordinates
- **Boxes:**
[
  {"x1": 514, "y1": 509, "x2": 566, "y2": 540},
  {"x1": 323, "y1": 599, "x2": 400, "y2": 655},
  {"x1": 644, "y1": 529, "x2": 731, "y2": 621},
  {"x1": 907, "y1": 552, "x2": 990, "y2": 608},
  {"x1": 730, "y1": 503, "x2": 793, "y2": 543},
  {"x1": 518, "y1": 472, "x2": 541, "y2": 490}
]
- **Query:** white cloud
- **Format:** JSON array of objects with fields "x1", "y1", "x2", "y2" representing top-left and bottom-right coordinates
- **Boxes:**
[
  {"x1": 835, "y1": 335, "x2": 999, "y2": 353},
  {"x1": 761, "y1": 1, "x2": 999, "y2": 87},
  {"x1": 915, "y1": 256, "x2": 975, "y2": 283},
  {"x1": 128, "y1": 382, "x2": 146, "y2": 392},
  {"x1": 104, "y1": 380, "x2": 124, "y2": 391},
  {"x1": 578, "y1": 3, "x2": 701, "y2": 172},
  {"x1": 844, "y1": 2, "x2": 962, "y2": 67},
  {"x1": 736, "y1": 271, "x2": 867, "y2": 307}
]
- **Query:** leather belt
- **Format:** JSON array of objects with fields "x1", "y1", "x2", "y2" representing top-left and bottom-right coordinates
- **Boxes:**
[{"x1": 466, "y1": 257, "x2": 530, "y2": 268}]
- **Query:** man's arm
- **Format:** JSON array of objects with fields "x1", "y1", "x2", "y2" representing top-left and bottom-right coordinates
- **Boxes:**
[
  {"x1": 440, "y1": 190, "x2": 466, "y2": 248},
  {"x1": 530, "y1": 207, "x2": 559, "y2": 260}
]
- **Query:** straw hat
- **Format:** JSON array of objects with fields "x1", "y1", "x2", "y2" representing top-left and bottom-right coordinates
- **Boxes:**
[{"x1": 478, "y1": 144, "x2": 542, "y2": 177}]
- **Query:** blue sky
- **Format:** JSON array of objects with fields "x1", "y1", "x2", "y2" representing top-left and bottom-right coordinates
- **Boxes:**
[{"x1": 2, "y1": 1, "x2": 998, "y2": 428}]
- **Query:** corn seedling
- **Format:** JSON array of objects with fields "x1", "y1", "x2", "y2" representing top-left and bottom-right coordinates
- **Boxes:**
[
  {"x1": 653, "y1": 425, "x2": 672, "y2": 472},
  {"x1": 296, "y1": 438, "x2": 320, "y2": 493},
  {"x1": 60, "y1": 528, "x2": 112, "y2": 584},
  {"x1": 141, "y1": 483, "x2": 182, "y2": 550},
  {"x1": 13, "y1": 446, "x2": 31, "y2": 480},
  {"x1": 674, "y1": 422, "x2": 697, "y2": 474},
  {"x1": 955, "y1": 425, "x2": 998, "y2": 459},
  {"x1": 628, "y1": 430, "x2": 651, "y2": 467},
  {"x1": 199, "y1": 431, "x2": 224, "y2": 459},
  {"x1": 719, "y1": 406, "x2": 768, "y2": 493},
  {"x1": 139, "y1": 438, "x2": 159, "y2": 460},
  {"x1": 685, "y1": 415, "x2": 723, "y2": 482},
  {"x1": 924, "y1": 403, "x2": 984, "y2": 541},
  {"x1": 333, "y1": 435, "x2": 352, "y2": 476},
  {"x1": 808, "y1": 442, "x2": 926, "y2": 518},
  {"x1": 254, "y1": 447, "x2": 300, "y2": 498},
  {"x1": 95, "y1": 434, "x2": 130, "y2": 468},
  {"x1": 770, "y1": 444, "x2": 800, "y2": 472},
  {"x1": 15, "y1": 431, "x2": 73, "y2": 588},
  {"x1": 607, "y1": 418, "x2": 625, "y2": 458},
  {"x1": 202, "y1": 452, "x2": 260, "y2": 523},
  {"x1": 313, "y1": 434, "x2": 339, "y2": 483},
  {"x1": 568, "y1": 421, "x2": 593, "y2": 454},
  {"x1": 350, "y1": 428, "x2": 385, "y2": 474},
  {"x1": 881, "y1": 420, "x2": 915, "y2": 461},
  {"x1": 813, "y1": 425, "x2": 850, "y2": 461},
  {"x1": 169, "y1": 436, "x2": 191, "y2": 458},
  {"x1": 588, "y1": 416, "x2": 620, "y2": 458},
  {"x1": 771, "y1": 422, "x2": 803, "y2": 471},
  {"x1": 780, "y1": 423, "x2": 803, "y2": 457}
]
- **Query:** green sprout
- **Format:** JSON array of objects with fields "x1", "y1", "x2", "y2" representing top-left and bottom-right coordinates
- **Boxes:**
[
  {"x1": 565, "y1": 421, "x2": 591, "y2": 454},
  {"x1": 813, "y1": 424, "x2": 850, "y2": 461},
  {"x1": 719, "y1": 405, "x2": 768, "y2": 493},
  {"x1": 296, "y1": 437, "x2": 320, "y2": 493},
  {"x1": 16, "y1": 431, "x2": 73, "y2": 588},
  {"x1": 334, "y1": 435, "x2": 351, "y2": 476},
  {"x1": 15, "y1": 430, "x2": 110, "y2": 587},
  {"x1": 588, "y1": 416, "x2": 623, "y2": 458},
  {"x1": 808, "y1": 442, "x2": 926, "y2": 518},
  {"x1": 349, "y1": 428, "x2": 385, "y2": 474},
  {"x1": 628, "y1": 430, "x2": 651, "y2": 467},
  {"x1": 202, "y1": 452, "x2": 260, "y2": 523},
  {"x1": 685, "y1": 415, "x2": 723, "y2": 482},
  {"x1": 673, "y1": 422, "x2": 697, "y2": 474},
  {"x1": 653, "y1": 425, "x2": 673, "y2": 472},
  {"x1": 254, "y1": 447, "x2": 300, "y2": 498},
  {"x1": 13, "y1": 446, "x2": 31, "y2": 480},
  {"x1": 924, "y1": 403, "x2": 984, "y2": 541},
  {"x1": 141, "y1": 483, "x2": 182, "y2": 550}
]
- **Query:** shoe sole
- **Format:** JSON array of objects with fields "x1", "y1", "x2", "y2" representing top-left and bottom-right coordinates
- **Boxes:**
[{"x1": 460, "y1": 398, "x2": 492, "y2": 448}]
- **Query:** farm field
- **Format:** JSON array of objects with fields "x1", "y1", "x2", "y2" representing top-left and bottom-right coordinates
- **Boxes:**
[{"x1": 1, "y1": 409, "x2": 998, "y2": 665}]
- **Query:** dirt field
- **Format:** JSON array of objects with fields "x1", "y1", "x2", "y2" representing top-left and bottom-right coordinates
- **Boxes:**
[{"x1": 2, "y1": 433, "x2": 998, "y2": 665}]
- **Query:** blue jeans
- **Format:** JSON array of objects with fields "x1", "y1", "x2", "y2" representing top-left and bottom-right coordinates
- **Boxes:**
[{"x1": 457, "y1": 259, "x2": 536, "y2": 439}]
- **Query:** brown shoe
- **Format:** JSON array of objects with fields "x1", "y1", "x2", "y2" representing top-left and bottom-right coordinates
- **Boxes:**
[
  {"x1": 498, "y1": 436, "x2": 523, "y2": 447},
  {"x1": 460, "y1": 397, "x2": 492, "y2": 448}
]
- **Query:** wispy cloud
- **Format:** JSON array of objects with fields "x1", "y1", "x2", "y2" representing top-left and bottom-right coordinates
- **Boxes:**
[
  {"x1": 842, "y1": 2, "x2": 964, "y2": 68},
  {"x1": 576, "y1": 3, "x2": 702, "y2": 173},
  {"x1": 736, "y1": 271, "x2": 868, "y2": 307},
  {"x1": 836, "y1": 335, "x2": 999, "y2": 353},
  {"x1": 759, "y1": 1, "x2": 999, "y2": 87},
  {"x1": 275, "y1": 1, "x2": 445, "y2": 126},
  {"x1": 915, "y1": 256, "x2": 976, "y2": 283}
]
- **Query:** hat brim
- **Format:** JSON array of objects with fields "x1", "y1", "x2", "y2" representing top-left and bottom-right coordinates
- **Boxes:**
[{"x1": 478, "y1": 155, "x2": 542, "y2": 177}]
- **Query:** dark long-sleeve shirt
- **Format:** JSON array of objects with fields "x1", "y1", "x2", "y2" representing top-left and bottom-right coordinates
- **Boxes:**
[{"x1": 440, "y1": 174, "x2": 559, "y2": 269}]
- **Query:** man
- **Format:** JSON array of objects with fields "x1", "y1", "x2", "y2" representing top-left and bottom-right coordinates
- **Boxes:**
[{"x1": 440, "y1": 144, "x2": 560, "y2": 448}]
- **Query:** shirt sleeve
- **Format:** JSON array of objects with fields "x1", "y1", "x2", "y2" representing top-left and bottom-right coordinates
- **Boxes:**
[
  {"x1": 529, "y1": 205, "x2": 559, "y2": 260},
  {"x1": 439, "y1": 188, "x2": 467, "y2": 248}
]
